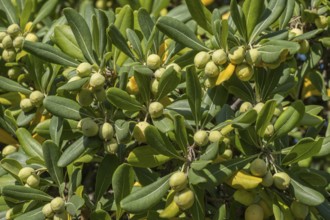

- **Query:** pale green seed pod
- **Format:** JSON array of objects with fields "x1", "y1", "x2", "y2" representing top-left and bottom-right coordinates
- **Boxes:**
[
  {"x1": 147, "y1": 54, "x2": 161, "y2": 70},
  {"x1": 148, "y1": 102, "x2": 164, "y2": 119},
  {"x1": 2, "y1": 49, "x2": 16, "y2": 62},
  {"x1": 169, "y1": 172, "x2": 188, "y2": 192},
  {"x1": 26, "y1": 173, "x2": 40, "y2": 188},
  {"x1": 50, "y1": 197, "x2": 65, "y2": 213},
  {"x1": 2, "y1": 35, "x2": 13, "y2": 49},
  {"x1": 194, "y1": 51, "x2": 211, "y2": 69},
  {"x1": 166, "y1": 63, "x2": 181, "y2": 73},
  {"x1": 76, "y1": 62, "x2": 93, "y2": 77},
  {"x1": 42, "y1": 203, "x2": 54, "y2": 218},
  {"x1": 228, "y1": 46, "x2": 245, "y2": 65},
  {"x1": 89, "y1": 73, "x2": 105, "y2": 89},
  {"x1": 235, "y1": 63, "x2": 254, "y2": 81},
  {"x1": 204, "y1": 61, "x2": 219, "y2": 77},
  {"x1": 7, "y1": 24, "x2": 20, "y2": 37},
  {"x1": 99, "y1": 122, "x2": 114, "y2": 141},
  {"x1": 133, "y1": 121, "x2": 150, "y2": 143},
  {"x1": 13, "y1": 36, "x2": 24, "y2": 49},
  {"x1": 194, "y1": 130, "x2": 208, "y2": 147},
  {"x1": 20, "y1": 98, "x2": 34, "y2": 112},
  {"x1": 7, "y1": 67, "x2": 20, "y2": 79},
  {"x1": 29, "y1": 90, "x2": 45, "y2": 107},
  {"x1": 18, "y1": 167, "x2": 35, "y2": 182},
  {"x1": 154, "y1": 68, "x2": 166, "y2": 80},
  {"x1": 104, "y1": 138, "x2": 118, "y2": 154},
  {"x1": 245, "y1": 49, "x2": 261, "y2": 65},
  {"x1": 174, "y1": 188, "x2": 195, "y2": 210},
  {"x1": 25, "y1": 33, "x2": 38, "y2": 42},
  {"x1": 212, "y1": 49, "x2": 227, "y2": 65},
  {"x1": 2, "y1": 145, "x2": 17, "y2": 157},
  {"x1": 0, "y1": 31, "x2": 6, "y2": 42}
]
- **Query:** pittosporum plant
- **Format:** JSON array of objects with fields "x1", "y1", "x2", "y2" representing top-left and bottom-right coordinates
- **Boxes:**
[{"x1": 0, "y1": 0, "x2": 330, "y2": 219}]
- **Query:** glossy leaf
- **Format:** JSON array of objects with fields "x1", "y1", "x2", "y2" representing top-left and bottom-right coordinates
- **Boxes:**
[
  {"x1": 109, "y1": 24, "x2": 135, "y2": 60},
  {"x1": 0, "y1": 76, "x2": 32, "y2": 95},
  {"x1": 186, "y1": 66, "x2": 202, "y2": 127},
  {"x1": 32, "y1": 0, "x2": 58, "y2": 26},
  {"x1": 185, "y1": 0, "x2": 212, "y2": 33},
  {"x1": 156, "y1": 66, "x2": 181, "y2": 101},
  {"x1": 106, "y1": 87, "x2": 143, "y2": 111},
  {"x1": 291, "y1": 178, "x2": 325, "y2": 206},
  {"x1": 0, "y1": 0, "x2": 18, "y2": 24},
  {"x1": 127, "y1": 146, "x2": 171, "y2": 168},
  {"x1": 1, "y1": 185, "x2": 53, "y2": 201},
  {"x1": 0, "y1": 158, "x2": 22, "y2": 181},
  {"x1": 243, "y1": 0, "x2": 263, "y2": 37},
  {"x1": 16, "y1": 128, "x2": 43, "y2": 159},
  {"x1": 173, "y1": 115, "x2": 188, "y2": 154},
  {"x1": 230, "y1": 0, "x2": 247, "y2": 40},
  {"x1": 256, "y1": 100, "x2": 277, "y2": 137}
]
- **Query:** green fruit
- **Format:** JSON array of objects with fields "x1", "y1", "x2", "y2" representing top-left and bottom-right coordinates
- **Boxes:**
[
  {"x1": 77, "y1": 88, "x2": 94, "y2": 106},
  {"x1": 212, "y1": 49, "x2": 227, "y2": 65},
  {"x1": 18, "y1": 167, "x2": 34, "y2": 182},
  {"x1": 150, "y1": 78, "x2": 159, "y2": 96},
  {"x1": 245, "y1": 204, "x2": 264, "y2": 220},
  {"x1": 228, "y1": 46, "x2": 245, "y2": 65},
  {"x1": 2, "y1": 145, "x2": 17, "y2": 157},
  {"x1": 104, "y1": 138, "x2": 118, "y2": 154},
  {"x1": 148, "y1": 102, "x2": 164, "y2": 119},
  {"x1": 53, "y1": 212, "x2": 68, "y2": 220},
  {"x1": 2, "y1": 35, "x2": 13, "y2": 49},
  {"x1": 289, "y1": 28, "x2": 303, "y2": 39},
  {"x1": 235, "y1": 63, "x2": 254, "y2": 81},
  {"x1": 261, "y1": 171, "x2": 273, "y2": 187},
  {"x1": 7, "y1": 67, "x2": 20, "y2": 79},
  {"x1": 2, "y1": 49, "x2": 16, "y2": 62},
  {"x1": 7, "y1": 24, "x2": 20, "y2": 37},
  {"x1": 76, "y1": 62, "x2": 93, "y2": 77},
  {"x1": 204, "y1": 77, "x2": 216, "y2": 88},
  {"x1": 99, "y1": 122, "x2": 114, "y2": 141},
  {"x1": 258, "y1": 199, "x2": 273, "y2": 218},
  {"x1": 0, "y1": 31, "x2": 6, "y2": 42},
  {"x1": 194, "y1": 51, "x2": 210, "y2": 69},
  {"x1": 51, "y1": 197, "x2": 65, "y2": 213},
  {"x1": 240, "y1": 102, "x2": 253, "y2": 113},
  {"x1": 13, "y1": 36, "x2": 24, "y2": 49},
  {"x1": 250, "y1": 158, "x2": 267, "y2": 177},
  {"x1": 194, "y1": 130, "x2": 208, "y2": 147},
  {"x1": 233, "y1": 189, "x2": 254, "y2": 206},
  {"x1": 204, "y1": 61, "x2": 219, "y2": 77},
  {"x1": 29, "y1": 90, "x2": 45, "y2": 107},
  {"x1": 169, "y1": 172, "x2": 188, "y2": 192},
  {"x1": 96, "y1": 0, "x2": 106, "y2": 9},
  {"x1": 174, "y1": 188, "x2": 195, "y2": 210},
  {"x1": 264, "y1": 124, "x2": 274, "y2": 137},
  {"x1": 20, "y1": 98, "x2": 34, "y2": 112},
  {"x1": 208, "y1": 130, "x2": 222, "y2": 142},
  {"x1": 25, "y1": 33, "x2": 38, "y2": 42},
  {"x1": 26, "y1": 173, "x2": 40, "y2": 188},
  {"x1": 273, "y1": 172, "x2": 291, "y2": 190},
  {"x1": 133, "y1": 121, "x2": 150, "y2": 142},
  {"x1": 80, "y1": 118, "x2": 99, "y2": 137},
  {"x1": 298, "y1": 39, "x2": 309, "y2": 54},
  {"x1": 290, "y1": 201, "x2": 309, "y2": 219},
  {"x1": 147, "y1": 54, "x2": 161, "y2": 70},
  {"x1": 166, "y1": 63, "x2": 181, "y2": 73},
  {"x1": 315, "y1": 15, "x2": 328, "y2": 29},
  {"x1": 89, "y1": 73, "x2": 105, "y2": 89},
  {"x1": 221, "y1": 149, "x2": 233, "y2": 160},
  {"x1": 245, "y1": 49, "x2": 261, "y2": 65},
  {"x1": 253, "y1": 102, "x2": 264, "y2": 114},
  {"x1": 154, "y1": 68, "x2": 166, "y2": 80},
  {"x1": 42, "y1": 203, "x2": 54, "y2": 218}
]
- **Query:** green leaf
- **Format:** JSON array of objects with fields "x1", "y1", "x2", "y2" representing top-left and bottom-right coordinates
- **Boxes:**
[
  {"x1": 95, "y1": 9, "x2": 109, "y2": 57},
  {"x1": 278, "y1": 0, "x2": 295, "y2": 29},
  {"x1": 200, "y1": 142, "x2": 219, "y2": 161},
  {"x1": 156, "y1": 16, "x2": 209, "y2": 51},
  {"x1": 1, "y1": 185, "x2": 53, "y2": 201},
  {"x1": 186, "y1": 66, "x2": 202, "y2": 127},
  {"x1": 114, "y1": 5, "x2": 134, "y2": 38},
  {"x1": 0, "y1": 76, "x2": 31, "y2": 95},
  {"x1": 14, "y1": 207, "x2": 44, "y2": 220},
  {"x1": 274, "y1": 100, "x2": 305, "y2": 138},
  {"x1": 290, "y1": 178, "x2": 325, "y2": 206},
  {"x1": 256, "y1": 100, "x2": 277, "y2": 137},
  {"x1": 20, "y1": 0, "x2": 33, "y2": 28},
  {"x1": 0, "y1": 158, "x2": 22, "y2": 182},
  {"x1": 106, "y1": 87, "x2": 143, "y2": 111},
  {"x1": 189, "y1": 185, "x2": 205, "y2": 220},
  {"x1": 232, "y1": 109, "x2": 258, "y2": 129},
  {"x1": 173, "y1": 115, "x2": 188, "y2": 155},
  {"x1": 90, "y1": 210, "x2": 112, "y2": 220},
  {"x1": 133, "y1": 67, "x2": 151, "y2": 105},
  {"x1": 282, "y1": 138, "x2": 323, "y2": 165},
  {"x1": 243, "y1": 0, "x2": 263, "y2": 37},
  {"x1": 145, "y1": 125, "x2": 185, "y2": 161},
  {"x1": 230, "y1": 0, "x2": 247, "y2": 40},
  {"x1": 138, "y1": 8, "x2": 157, "y2": 52},
  {"x1": 32, "y1": 0, "x2": 58, "y2": 26},
  {"x1": 127, "y1": 29, "x2": 144, "y2": 60},
  {"x1": 127, "y1": 146, "x2": 171, "y2": 168},
  {"x1": 49, "y1": 116, "x2": 63, "y2": 146},
  {"x1": 16, "y1": 128, "x2": 43, "y2": 159},
  {"x1": 23, "y1": 41, "x2": 79, "y2": 67},
  {"x1": 156, "y1": 66, "x2": 181, "y2": 101},
  {"x1": 152, "y1": 116, "x2": 174, "y2": 133},
  {"x1": 43, "y1": 96, "x2": 91, "y2": 121},
  {"x1": 112, "y1": 163, "x2": 134, "y2": 219},
  {"x1": 108, "y1": 24, "x2": 135, "y2": 60},
  {"x1": 57, "y1": 77, "x2": 90, "y2": 92},
  {"x1": 63, "y1": 8, "x2": 95, "y2": 63},
  {"x1": 120, "y1": 174, "x2": 171, "y2": 213},
  {"x1": 185, "y1": 0, "x2": 213, "y2": 34},
  {"x1": 94, "y1": 155, "x2": 119, "y2": 202},
  {"x1": 0, "y1": 0, "x2": 18, "y2": 24},
  {"x1": 42, "y1": 140, "x2": 64, "y2": 186}
]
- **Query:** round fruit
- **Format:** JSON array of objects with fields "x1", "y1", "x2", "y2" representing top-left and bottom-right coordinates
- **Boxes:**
[
  {"x1": 81, "y1": 118, "x2": 99, "y2": 137},
  {"x1": 169, "y1": 172, "x2": 188, "y2": 192},
  {"x1": 29, "y1": 90, "x2": 44, "y2": 107},
  {"x1": 13, "y1": 36, "x2": 24, "y2": 49},
  {"x1": 221, "y1": 149, "x2": 233, "y2": 160},
  {"x1": 212, "y1": 49, "x2": 227, "y2": 65},
  {"x1": 245, "y1": 204, "x2": 264, "y2": 220},
  {"x1": 261, "y1": 171, "x2": 273, "y2": 187},
  {"x1": 264, "y1": 124, "x2": 274, "y2": 137},
  {"x1": 133, "y1": 121, "x2": 150, "y2": 143},
  {"x1": 148, "y1": 102, "x2": 164, "y2": 119},
  {"x1": 289, "y1": 28, "x2": 303, "y2": 39},
  {"x1": 0, "y1": 31, "x2": 6, "y2": 42},
  {"x1": 25, "y1": 33, "x2": 38, "y2": 42},
  {"x1": 104, "y1": 138, "x2": 118, "y2": 154},
  {"x1": 150, "y1": 78, "x2": 159, "y2": 96},
  {"x1": 42, "y1": 203, "x2": 54, "y2": 218},
  {"x1": 96, "y1": 0, "x2": 106, "y2": 9},
  {"x1": 208, "y1": 130, "x2": 222, "y2": 142},
  {"x1": 315, "y1": 15, "x2": 328, "y2": 29},
  {"x1": 258, "y1": 199, "x2": 273, "y2": 218},
  {"x1": 233, "y1": 189, "x2": 254, "y2": 206},
  {"x1": 273, "y1": 172, "x2": 291, "y2": 190},
  {"x1": 2, "y1": 49, "x2": 16, "y2": 62},
  {"x1": 240, "y1": 102, "x2": 253, "y2": 113},
  {"x1": 228, "y1": 46, "x2": 245, "y2": 65},
  {"x1": 18, "y1": 167, "x2": 34, "y2": 182},
  {"x1": 51, "y1": 197, "x2": 65, "y2": 213},
  {"x1": 154, "y1": 68, "x2": 165, "y2": 80},
  {"x1": 7, "y1": 24, "x2": 20, "y2": 37},
  {"x1": 53, "y1": 212, "x2": 68, "y2": 220},
  {"x1": 26, "y1": 173, "x2": 40, "y2": 188},
  {"x1": 194, "y1": 130, "x2": 209, "y2": 147},
  {"x1": 166, "y1": 63, "x2": 181, "y2": 73},
  {"x1": 290, "y1": 201, "x2": 309, "y2": 219},
  {"x1": 99, "y1": 122, "x2": 114, "y2": 141},
  {"x1": 245, "y1": 49, "x2": 261, "y2": 65},
  {"x1": 2, "y1": 35, "x2": 13, "y2": 49},
  {"x1": 235, "y1": 63, "x2": 254, "y2": 81},
  {"x1": 204, "y1": 77, "x2": 216, "y2": 88},
  {"x1": 298, "y1": 39, "x2": 309, "y2": 54},
  {"x1": 250, "y1": 158, "x2": 268, "y2": 177},
  {"x1": 20, "y1": 98, "x2": 34, "y2": 112},
  {"x1": 204, "y1": 61, "x2": 219, "y2": 77},
  {"x1": 76, "y1": 62, "x2": 93, "y2": 77},
  {"x1": 147, "y1": 54, "x2": 161, "y2": 70},
  {"x1": 7, "y1": 67, "x2": 20, "y2": 79},
  {"x1": 77, "y1": 88, "x2": 93, "y2": 106},
  {"x1": 2, "y1": 145, "x2": 17, "y2": 157},
  {"x1": 174, "y1": 188, "x2": 195, "y2": 210},
  {"x1": 253, "y1": 102, "x2": 264, "y2": 114},
  {"x1": 194, "y1": 51, "x2": 210, "y2": 69},
  {"x1": 89, "y1": 73, "x2": 105, "y2": 89}
]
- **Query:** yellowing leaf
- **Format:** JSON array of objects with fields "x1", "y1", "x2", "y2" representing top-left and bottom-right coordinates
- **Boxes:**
[
  {"x1": 0, "y1": 128, "x2": 18, "y2": 145},
  {"x1": 0, "y1": 92, "x2": 25, "y2": 106},
  {"x1": 201, "y1": 0, "x2": 214, "y2": 6},
  {"x1": 222, "y1": 12, "x2": 230, "y2": 20},
  {"x1": 216, "y1": 63, "x2": 236, "y2": 85},
  {"x1": 226, "y1": 170, "x2": 262, "y2": 190},
  {"x1": 301, "y1": 78, "x2": 321, "y2": 99}
]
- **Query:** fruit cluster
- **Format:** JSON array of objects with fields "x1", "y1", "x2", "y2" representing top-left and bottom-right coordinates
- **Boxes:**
[
  {"x1": 42, "y1": 197, "x2": 68, "y2": 220},
  {"x1": 18, "y1": 167, "x2": 40, "y2": 188},
  {"x1": 20, "y1": 90, "x2": 45, "y2": 113}
]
